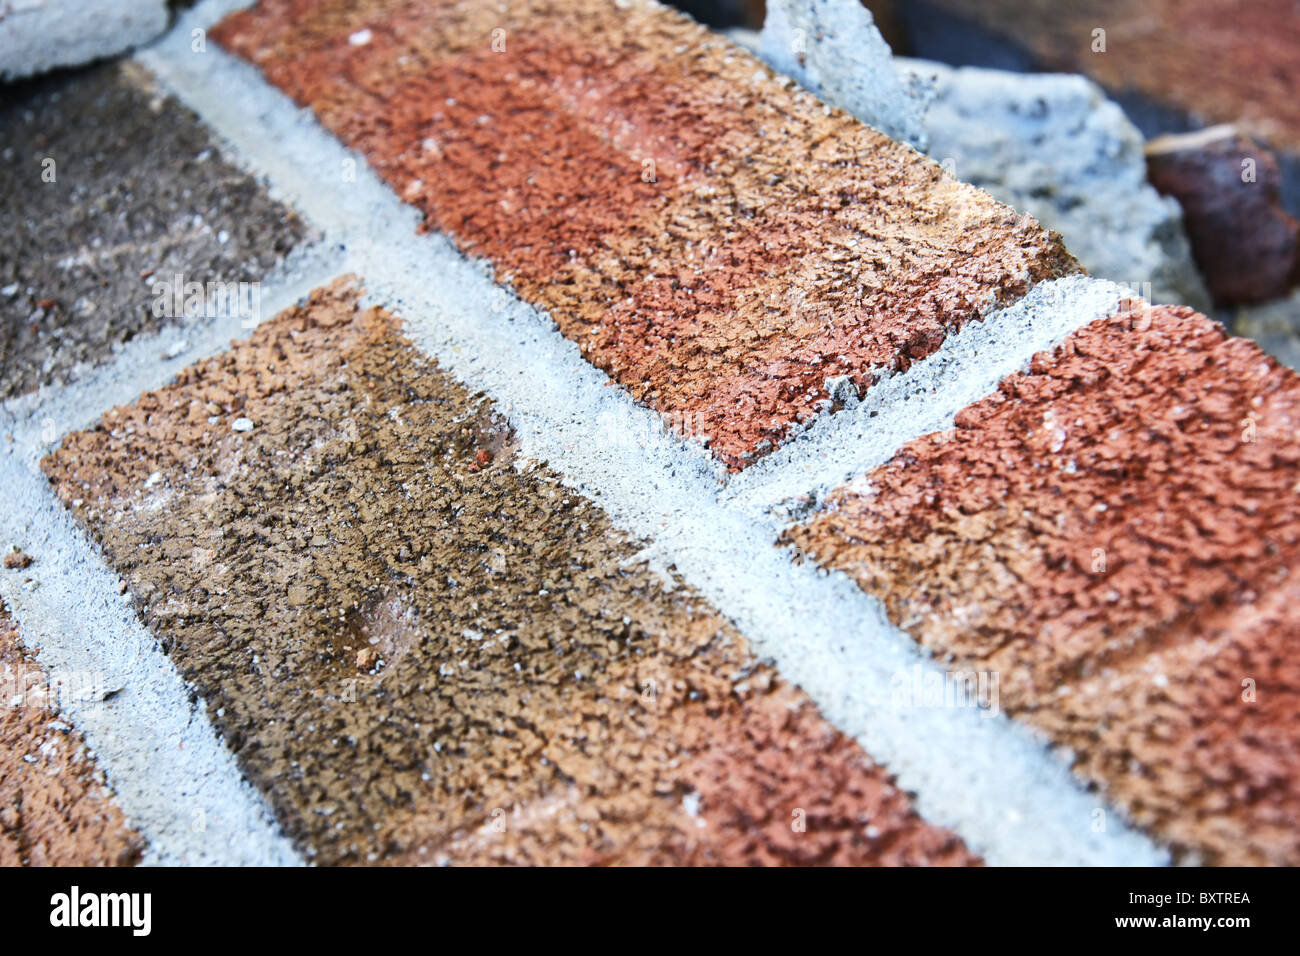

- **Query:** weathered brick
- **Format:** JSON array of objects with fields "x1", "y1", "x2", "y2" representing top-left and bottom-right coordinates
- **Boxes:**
[
  {"x1": 0, "y1": 603, "x2": 144, "y2": 866},
  {"x1": 787, "y1": 303, "x2": 1300, "y2": 864},
  {"x1": 915, "y1": 0, "x2": 1300, "y2": 155},
  {"x1": 0, "y1": 62, "x2": 315, "y2": 399},
  {"x1": 212, "y1": 0, "x2": 1075, "y2": 470},
  {"x1": 42, "y1": 279, "x2": 976, "y2": 866}
]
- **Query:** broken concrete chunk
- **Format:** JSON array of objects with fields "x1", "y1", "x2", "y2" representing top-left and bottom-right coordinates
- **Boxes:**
[
  {"x1": 898, "y1": 58, "x2": 1211, "y2": 310},
  {"x1": 749, "y1": 4, "x2": 1207, "y2": 310},
  {"x1": 0, "y1": 0, "x2": 169, "y2": 81},
  {"x1": 1236, "y1": 287, "x2": 1300, "y2": 373},
  {"x1": 759, "y1": 0, "x2": 929, "y2": 150}
]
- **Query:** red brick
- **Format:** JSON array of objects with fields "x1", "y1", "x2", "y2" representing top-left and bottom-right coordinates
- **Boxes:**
[
  {"x1": 212, "y1": 0, "x2": 1075, "y2": 469},
  {"x1": 787, "y1": 304, "x2": 1300, "y2": 864}
]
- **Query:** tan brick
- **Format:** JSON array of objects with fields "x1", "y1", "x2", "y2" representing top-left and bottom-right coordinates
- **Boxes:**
[{"x1": 43, "y1": 279, "x2": 976, "y2": 866}]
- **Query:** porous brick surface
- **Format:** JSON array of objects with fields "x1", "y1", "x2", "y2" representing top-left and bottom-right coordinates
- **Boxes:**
[
  {"x1": 0, "y1": 604, "x2": 143, "y2": 867},
  {"x1": 42, "y1": 280, "x2": 977, "y2": 866},
  {"x1": 0, "y1": 61, "x2": 314, "y2": 399},
  {"x1": 787, "y1": 303, "x2": 1300, "y2": 864},
  {"x1": 212, "y1": 0, "x2": 1075, "y2": 470}
]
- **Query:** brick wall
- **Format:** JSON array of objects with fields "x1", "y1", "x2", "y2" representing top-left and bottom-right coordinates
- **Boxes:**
[{"x1": 0, "y1": 0, "x2": 1294, "y2": 866}]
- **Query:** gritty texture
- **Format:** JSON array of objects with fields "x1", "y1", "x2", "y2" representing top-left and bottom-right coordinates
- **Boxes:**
[
  {"x1": 0, "y1": 60, "x2": 314, "y2": 399},
  {"x1": 42, "y1": 279, "x2": 976, "y2": 866},
  {"x1": 902, "y1": 59, "x2": 1209, "y2": 310},
  {"x1": 0, "y1": 449, "x2": 303, "y2": 866},
  {"x1": 212, "y1": 0, "x2": 1076, "y2": 470},
  {"x1": 0, "y1": 0, "x2": 169, "y2": 82},
  {"x1": 723, "y1": 275, "x2": 1129, "y2": 518},
  {"x1": 0, "y1": 604, "x2": 144, "y2": 866},
  {"x1": 916, "y1": 0, "x2": 1300, "y2": 156},
  {"x1": 109, "y1": 17, "x2": 1157, "y2": 863},
  {"x1": 787, "y1": 304, "x2": 1300, "y2": 864},
  {"x1": 1145, "y1": 127, "x2": 1300, "y2": 306}
]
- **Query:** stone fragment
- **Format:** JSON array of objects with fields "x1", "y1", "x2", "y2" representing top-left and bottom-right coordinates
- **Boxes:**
[
  {"x1": 905, "y1": 59, "x2": 1210, "y2": 310},
  {"x1": 0, "y1": 0, "x2": 169, "y2": 82},
  {"x1": 759, "y1": 0, "x2": 929, "y2": 150},
  {"x1": 1146, "y1": 126, "x2": 1300, "y2": 305}
]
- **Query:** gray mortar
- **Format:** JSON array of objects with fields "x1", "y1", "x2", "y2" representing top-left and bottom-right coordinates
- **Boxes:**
[
  {"x1": 0, "y1": 451, "x2": 301, "y2": 866},
  {"x1": 0, "y1": 0, "x2": 170, "y2": 81},
  {"x1": 723, "y1": 275, "x2": 1133, "y2": 518},
  {"x1": 116, "y1": 0, "x2": 1170, "y2": 866}
]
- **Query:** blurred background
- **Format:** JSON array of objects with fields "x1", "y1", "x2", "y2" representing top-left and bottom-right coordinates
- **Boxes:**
[{"x1": 670, "y1": 0, "x2": 1300, "y2": 367}]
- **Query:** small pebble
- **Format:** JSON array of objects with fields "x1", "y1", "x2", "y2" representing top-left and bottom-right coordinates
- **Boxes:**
[{"x1": 4, "y1": 550, "x2": 33, "y2": 570}]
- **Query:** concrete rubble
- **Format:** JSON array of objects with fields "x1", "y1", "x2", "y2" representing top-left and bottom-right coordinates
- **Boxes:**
[
  {"x1": 0, "y1": 0, "x2": 170, "y2": 81},
  {"x1": 756, "y1": 0, "x2": 1210, "y2": 309}
]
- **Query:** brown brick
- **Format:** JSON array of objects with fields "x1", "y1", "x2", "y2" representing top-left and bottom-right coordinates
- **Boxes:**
[
  {"x1": 42, "y1": 279, "x2": 976, "y2": 866},
  {"x1": 211, "y1": 0, "x2": 1075, "y2": 470},
  {"x1": 0, "y1": 604, "x2": 144, "y2": 866},
  {"x1": 787, "y1": 304, "x2": 1300, "y2": 864},
  {"x1": 0, "y1": 61, "x2": 315, "y2": 399}
]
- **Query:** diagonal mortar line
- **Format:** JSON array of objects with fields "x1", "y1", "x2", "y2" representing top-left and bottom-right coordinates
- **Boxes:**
[
  {"x1": 722, "y1": 276, "x2": 1136, "y2": 519},
  {"x1": 352, "y1": 254, "x2": 1168, "y2": 867},
  {"x1": 0, "y1": 453, "x2": 303, "y2": 866},
  {"x1": 102, "y1": 0, "x2": 1172, "y2": 865},
  {"x1": 0, "y1": 239, "x2": 347, "y2": 448},
  {"x1": 0, "y1": 192, "x2": 343, "y2": 867}
]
